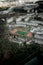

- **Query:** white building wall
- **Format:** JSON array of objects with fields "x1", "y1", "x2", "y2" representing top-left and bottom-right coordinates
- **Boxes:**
[
  {"x1": 18, "y1": 0, "x2": 38, "y2": 3},
  {"x1": 0, "y1": 0, "x2": 38, "y2": 2}
]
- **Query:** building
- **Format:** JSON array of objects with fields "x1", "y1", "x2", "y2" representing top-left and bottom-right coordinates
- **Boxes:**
[
  {"x1": 33, "y1": 26, "x2": 43, "y2": 44},
  {"x1": 8, "y1": 26, "x2": 33, "y2": 45}
]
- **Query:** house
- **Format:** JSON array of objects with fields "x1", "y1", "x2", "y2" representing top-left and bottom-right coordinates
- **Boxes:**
[{"x1": 9, "y1": 26, "x2": 33, "y2": 45}]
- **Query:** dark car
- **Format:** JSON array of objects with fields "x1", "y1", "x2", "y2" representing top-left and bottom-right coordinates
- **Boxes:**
[
  {"x1": 35, "y1": 1, "x2": 43, "y2": 13},
  {"x1": 13, "y1": 7, "x2": 27, "y2": 13}
]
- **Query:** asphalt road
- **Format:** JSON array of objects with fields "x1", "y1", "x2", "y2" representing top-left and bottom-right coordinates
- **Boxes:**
[
  {"x1": 25, "y1": 57, "x2": 43, "y2": 65},
  {"x1": 25, "y1": 57, "x2": 39, "y2": 65}
]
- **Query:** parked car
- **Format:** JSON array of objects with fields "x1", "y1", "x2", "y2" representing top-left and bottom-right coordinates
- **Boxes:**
[{"x1": 35, "y1": 1, "x2": 43, "y2": 13}]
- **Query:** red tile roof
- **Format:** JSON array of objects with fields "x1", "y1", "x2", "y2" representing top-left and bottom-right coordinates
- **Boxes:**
[
  {"x1": 27, "y1": 32, "x2": 32, "y2": 38},
  {"x1": 11, "y1": 29, "x2": 17, "y2": 34}
]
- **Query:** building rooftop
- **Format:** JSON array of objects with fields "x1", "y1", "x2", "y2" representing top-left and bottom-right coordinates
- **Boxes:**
[{"x1": 11, "y1": 28, "x2": 33, "y2": 38}]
